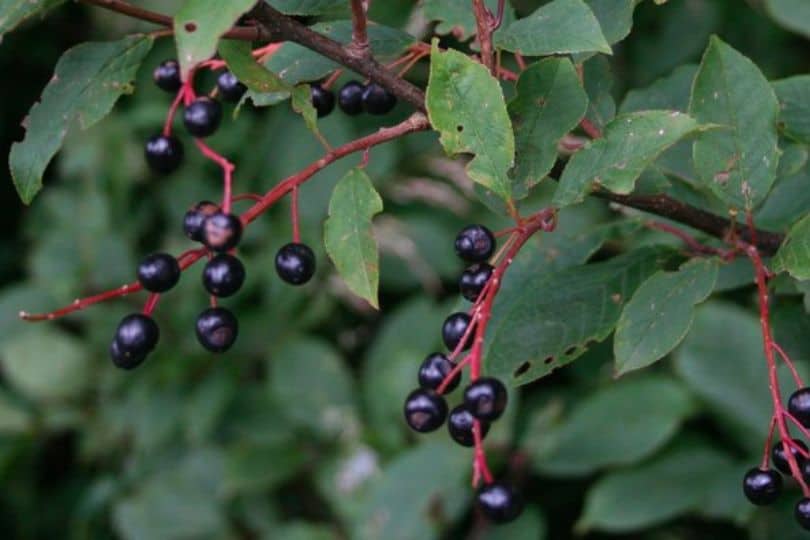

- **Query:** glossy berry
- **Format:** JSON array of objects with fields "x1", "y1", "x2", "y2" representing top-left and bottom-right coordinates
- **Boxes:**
[
  {"x1": 788, "y1": 387, "x2": 810, "y2": 428},
  {"x1": 476, "y1": 483, "x2": 524, "y2": 524},
  {"x1": 459, "y1": 263, "x2": 494, "y2": 302},
  {"x1": 797, "y1": 498, "x2": 810, "y2": 531},
  {"x1": 772, "y1": 439, "x2": 808, "y2": 475},
  {"x1": 275, "y1": 243, "x2": 316, "y2": 285},
  {"x1": 403, "y1": 388, "x2": 447, "y2": 433},
  {"x1": 202, "y1": 254, "x2": 246, "y2": 297},
  {"x1": 418, "y1": 352, "x2": 459, "y2": 392},
  {"x1": 362, "y1": 83, "x2": 397, "y2": 115},
  {"x1": 153, "y1": 60, "x2": 181, "y2": 93},
  {"x1": 742, "y1": 468, "x2": 782, "y2": 505},
  {"x1": 183, "y1": 97, "x2": 222, "y2": 138},
  {"x1": 464, "y1": 377, "x2": 508, "y2": 421},
  {"x1": 217, "y1": 71, "x2": 247, "y2": 103},
  {"x1": 447, "y1": 404, "x2": 490, "y2": 447},
  {"x1": 137, "y1": 253, "x2": 181, "y2": 293},
  {"x1": 195, "y1": 307, "x2": 239, "y2": 353},
  {"x1": 111, "y1": 313, "x2": 159, "y2": 368},
  {"x1": 455, "y1": 224, "x2": 496, "y2": 262},
  {"x1": 202, "y1": 212, "x2": 243, "y2": 252},
  {"x1": 442, "y1": 312, "x2": 473, "y2": 351},
  {"x1": 338, "y1": 80, "x2": 365, "y2": 115},
  {"x1": 310, "y1": 84, "x2": 335, "y2": 118},
  {"x1": 109, "y1": 339, "x2": 146, "y2": 370},
  {"x1": 183, "y1": 201, "x2": 220, "y2": 242},
  {"x1": 144, "y1": 134, "x2": 184, "y2": 174}
]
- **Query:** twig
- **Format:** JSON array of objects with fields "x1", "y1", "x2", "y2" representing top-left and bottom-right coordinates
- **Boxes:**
[
  {"x1": 472, "y1": 0, "x2": 495, "y2": 74},
  {"x1": 348, "y1": 0, "x2": 370, "y2": 59}
]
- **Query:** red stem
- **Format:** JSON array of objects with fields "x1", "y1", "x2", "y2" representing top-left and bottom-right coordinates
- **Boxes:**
[
  {"x1": 761, "y1": 416, "x2": 777, "y2": 470},
  {"x1": 473, "y1": 420, "x2": 494, "y2": 486},
  {"x1": 291, "y1": 184, "x2": 301, "y2": 243},
  {"x1": 580, "y1": 118, "x2": 603, "y2": 139},
  {"x1": 163, "y1": 88, "x2": 186, "y2": 137},
  {"x1": 142, "y1": 293, "x2": 160, "y2": 315}
]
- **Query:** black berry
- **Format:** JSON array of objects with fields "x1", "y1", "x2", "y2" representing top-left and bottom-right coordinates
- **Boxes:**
[
  {"x1": 111, "y1": 313, "x2": 159, "y2": 368},
  {"x1": 202, "y1": 212, "x2": 243, "y2": 252},
  {"x1": 310, "y1": 84, "x2": 335, "y2": 118},
  {"x1": 183, "y1": 97, "x2": 222, "y2": 138},
  {"x1": 109, "y1": 338, "x2": 146, "y2": 370},
  {"x1": 418, "y1": 352, "x2": 459, "y2": 392},
  {"x1": 144, "y1": 134, "x2": 184, "y2": 174},
  {"x1": 442, "y1": 312, "x2": 473, "y2": 351},
  {"x1": 455, "y1": 224, "x2": 496, "y2": 262},
  {"x1": 797, "y1": 498, "x2": 810, "y2": 530},
  {"x1": 137, "y1": 253, "x2": 181, "y2": 293},
  {"x1": 772, "y1": 439, "x2": 808, "y2": 475},
  {"x1": 362, "y1": 83, "x2": 397, "y2": 115},
  {"x1": 202, "y1": 254, "x2": 246, "y2": 297},
  {"x1": 184, "y1": 201, "x2": 219, "y2": 242},
  {"x1": 476, "y1": 482, "x2": 524, "y2": 524},
  {"x1": 153, "y1": 60, "x2": 182, "y2": 93},
  {"x1": 447, "y1": 404, "x2": 490, "y2": 447},
  {"x1": 403, "y1": 388, "x2": 447, "y2": 433},
  {"x1": 742, "y1": 468, "x2": 782, "y2": 505},
  {"x1": 789, "y1": 387, "x2": 810, "y2": 428},
  {"x1": 459, "y1": 263, "x2": 494, "y2": 302},
  {"x1": 338, "y1": 80, "x2": 365, "y2": 115},
  {"x1": 217, "y1": 71, "x2": 247, "y2": 103},
  {"x1": 275, "y1": 243, "x2": 316, "y2": 285},
  {"x1": 195, "y1": 307, "x2": 239, "y2": 353},
  {"x1": 464, "y1": 377, "x2": 508, "y2": 421}
]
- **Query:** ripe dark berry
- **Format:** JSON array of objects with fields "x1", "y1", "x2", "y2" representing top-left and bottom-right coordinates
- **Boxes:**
[
  {"x1": 742, "y1": 468, "x2": 782, "y2": 505},
  {"x1": 772, "y1": 439, "x2": 808, "y2": 475},
  {"x1": 183, "y1": 201, "x2": 220, "y2": 242},
  {"x1": 447, "y1": 404, "x2": 490, "y2": 447},
  {"x1": 137, "y1": 253, "x2": 180, "y2": 293},
  {"x1": 338, "y1": 80, "x2": 365, "y2": 115},
  {"x1": 183, "y1": 97, "x2": 222, "y2": 138},
  {"x1": 195, "y1": 307, "x2": 239, "y2": 353},
  {"x1": 442, "y1": 312, "x2": 473, "y2": 351},
  {"x1": 109, "y1": 338, "x2": 146, "y2": 370},
  {"x1": 418, "y1": 352, "x2": 459, "y2": 392},
  {"x1": 797, "y1": 498, "x2": 810, "y2": 530},
  {"x1": 476, "y1": 482, "x2": 524, "y2": 524},
  {"x1": 403, "y1": 388, "x2": 447, "y2": 433},
  {"x1": 144, "y1": 134, "x2": 184, "y2": 174},
  {"x1": 202, "y1": 212, "x2": 243, "y2": 252},
  {"x1": 459, "y1": 263, "x2": 494, "y2": 302},
  {"x1": 310, "y1": 84, "x2": 335, "y2": 118},
  {"x1": 275, "y1": 243, "x2": 316, "y2": 285},
  {"x1": 153, "y1": 59, "x2": 181, "y2": 93},
  {"x1": 455, "y1": 224, "x2": 496, "y2": 262},
  {"x1": 111, "y1": 313, "x2": 159, "y2": 368},
  {"x1": 217, "y1": 71, "x2": 247, "y2": 103},
  {"x1": 788, "y1": 387, "x2": 810, "y2": 428},
  {"x1": 464, "y1": 377, "x2": 508, "y2": 421},
  {"x1": 202, "y1": 254, "x2": 246, "y2": 297},
  {"x1": 362, "y1": 83, "x2": 397, "y2": 115}
]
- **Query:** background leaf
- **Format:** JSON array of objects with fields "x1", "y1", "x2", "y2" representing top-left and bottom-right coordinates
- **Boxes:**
[
  {"x1": 0, "y1": 0, "x2": 64, "y2": 38},
  {"x1": 764, "y1": 0, "x2": 810, "y2": 39},
  {"x1": 773, "y1": 213, "x2": 810, "y2": 279},
  {"x1": 773, "y1": 75, "x2": 810, "y2": 144}
]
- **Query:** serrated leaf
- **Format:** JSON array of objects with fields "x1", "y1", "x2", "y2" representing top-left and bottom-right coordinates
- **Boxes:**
[
  {"x1": 0, "y1": 0, "x2": 64, "y2": 37},
  {"x1": 218, "y1": 40, "x2": 291, "y2": 94},
  {"x1": 495, "y1": 0, "x2": 611, "y2": 56},
  {"x1": 553, "y1": 111, "x2": 701, "y2": 207},
  {"x1": 773, "y1": 213, "x2": 810, "y2": 279},
  {"x1": 426, "y1": 41, "x2": 514, "y2": 202},
  {"x1": 173, "y1": 0, "x2": 257, "y2": 77},
  {"x1": 764, "y1": 0, "x2": 810, "y2": 39},
  {"x1": 614, "y1": 258, "x2": 718, "y2": 376},
  {"x1": 324, "y1": 168, "x2": 383, "y2": 309},
  {"x1": 266, "y1": 0, "x2": 345, "y2": 15},
  {"x1": 509, "y1": 58, "x2": 588, "y2": 198},
  {"x1": 773, "y1": 75, "x2": 810, "y2": 145},
  {"x1": 689, "y1": 36, "x2": 780, "y2": 210},
  {"x1": 486, "y1": 247, "x2": 673, "y2": 385},
  {"x1": 9, "y1": 35, "x2": 153, "y2": 204},
  {"x1": 422, "y1": 0, "x2": 516, "y2": 42}
]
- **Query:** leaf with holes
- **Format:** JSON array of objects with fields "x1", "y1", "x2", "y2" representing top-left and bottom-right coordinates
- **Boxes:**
[
  {"x1": 324, "y1": 168, "x2": 383, "y2": 309},
  {"x1": 0, "y1": 0, "x2": 64, "y2": 38},
  {"x1": 772, "y1": 213, "x2": 810, "y2": 280},
  {"x1": 773, "y1": 75, "x2": 810, "y2": 145},
  {"x1": 218, "y1": 40, "x2": 291, "y2": 94},
  {"x1": 9, "y1": 35, "x2": 153, "y2": 204},
  {"x1": 614, "y1": 258, "x2": 719, "y2": 377},
  {"x1": 426, "y1": 41, "x2": 514, "y2": 203},
  {"x1": 689, "y1": 37, "x2": 780, "y2": 210}
]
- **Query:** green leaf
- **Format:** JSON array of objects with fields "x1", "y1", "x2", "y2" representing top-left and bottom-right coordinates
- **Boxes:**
[
  {"x1": 480, "y1": 506, "x2": 546, "y2": 540},
  {"x1": 290, "y1": 84, "x2": 321, "y2": 138},
  {"x1": 173, "y1": 0, "x2": 257, "y2": 77},
  {"x1": 508, "y1": 58, "x2": 588, "y2": 198},
  {"x1": 773, "y1": 75, "x2": 810, "y2": 144},
  {"x1": 486, "y1": 247, "x2": 673, "y2": 385},
  {"x1": 553, "y1": 111, "x2": 701, "y2": 207},
  {"x1": 773, "y1": 213, "x2": 810, "y2": 279},
  {"x1": 495, "y1": 0, "x2": 611, "y2": 56},
  {"x1": 0, "y1": 0, "x2": 64, "y2": 37},
  {"x1": 266, "y1": 0, "x2": 345, "y2": 15},
  {"x1": 582, "y1": 55, "x2": 615, "y2": 131},
  {"x1": 422, "y1": 0, "x2": 516, "y2": 42},
  {"x1": 0, "y1": 389, "x2": 32, "y2": 434},
  {"x1": 426, "y1": 41, "x2": 514, "y2": 202},
  {"x1": 585, "y1": 0, "x2": 636, "y2": 45},
  {"x1": 764, "y1": 0, "x2": 810, "y2": 39},
  {"x1": 324, "y1": 168, "x2": 383, "y2": 309},
  {"x1": 757, "y1": 167, "x2": 810, "y2": 231},
  {"x1": 218, "y1": 40, "x2": 291, "y2": 94},
  {"x1": 527, "y1": 376, "x2": 694, "y2": 476},
  {"x1": 620, "y1": 64, "x2": 697, "y2": 114},
  {"x1": 9, "y1": 35, "x2": 154, "y2": 203},
  {"x1": 614, "y1": 258, "x2": 719, "y2": 376},
  {"x1": 689, "y1": 36, "x2": 780, "y2": 210}
]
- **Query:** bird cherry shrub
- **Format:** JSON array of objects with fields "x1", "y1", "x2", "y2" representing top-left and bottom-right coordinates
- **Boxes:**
[{"x1": 4, "y1": 0, "x2": 810, "y2": 537}]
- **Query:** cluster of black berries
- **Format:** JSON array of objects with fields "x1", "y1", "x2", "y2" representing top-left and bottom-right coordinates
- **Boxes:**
[
  {"x1": 743, "y1": 387, "x2": 810, "y2": 530},
  {"x1": 403, "y1": 224, "x2": 523, "y2": 524},
  {"x1": 309, "y1": 80, "x2": 397, "y2": 118}
]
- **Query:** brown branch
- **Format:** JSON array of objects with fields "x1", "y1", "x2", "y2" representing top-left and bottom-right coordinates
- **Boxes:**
[
  {"x1": 348, "y1": 0, "x2": 370, "y2": 59},
  {"x1": 472, "y1": 0, "x2": 495, "y2": 74}
]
